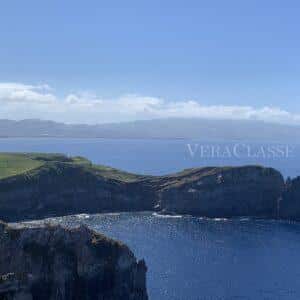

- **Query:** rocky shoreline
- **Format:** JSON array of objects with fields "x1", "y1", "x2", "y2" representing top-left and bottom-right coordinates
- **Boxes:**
[{"x1": 0, "y1": 153, "x2": 299, "y2": 222}]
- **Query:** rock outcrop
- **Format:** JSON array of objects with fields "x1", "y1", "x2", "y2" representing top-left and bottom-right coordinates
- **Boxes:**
[
  {"x1": 0, "y1": 221, "x2": 148, "y2": 300},
  {"x1": 279, "y1": 177, "x2": 300, "y2": 220},
  {"x1": 156, "y1": 166, "x2": 285, "y2": 217},
  {"x1": 0, "y1": 160, "x2": 155, "y2": 222}
]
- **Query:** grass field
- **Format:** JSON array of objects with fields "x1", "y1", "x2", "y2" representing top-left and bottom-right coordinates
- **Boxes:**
[
  {"x1": 0, "y1": 153, "x2": 44, "y2": 179},
  {"x1": 0, "y1": 152, "x2": 142, "y2": 182},
  {"x1": 92, "y1": 164, "x2": 143, "y2": 182}
]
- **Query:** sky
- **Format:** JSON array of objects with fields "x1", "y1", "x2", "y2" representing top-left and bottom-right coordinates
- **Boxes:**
[{"x1": 1, "y1": 0, "x2": 300, "y2": 124}]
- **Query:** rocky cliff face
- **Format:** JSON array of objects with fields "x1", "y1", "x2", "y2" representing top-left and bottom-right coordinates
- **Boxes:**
[
  {"x1": 0, "y1": 153, "x2": 298, "y2": 221},
  {"x1": 0, "y1": 221, "x2": 148, "y2": 300},
  {"x1": 279, "y1": 177, "x2": 300, "y2": 220},
  {"x1": 0, "y1": 162, "x2": 155, "y2": 222},
  {"x1": 156, "y1": 166, "x2": 285, "y2": 217}
]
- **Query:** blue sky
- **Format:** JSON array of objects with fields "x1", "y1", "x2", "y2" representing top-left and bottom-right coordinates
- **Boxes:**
[{"x1": 1, "y1": 0, "x2": 300, "y2": 123}]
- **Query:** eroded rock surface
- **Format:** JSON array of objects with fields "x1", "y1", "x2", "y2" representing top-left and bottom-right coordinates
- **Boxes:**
[
  {"x1": 0, "y1": 153, "x2": 298, "y2": 221},
  {"x1": 0, "y1": 162, "x2": 155, "y2": 222},
  {"x1": 0, "y1": 221, "x2": 148, "y2": 300},
  {"x1": 280, "y1": 177, "x2": 300, "y2": 220},
  {"x1": 156, "y1": 166, "x2": 285, "y2": 217}
]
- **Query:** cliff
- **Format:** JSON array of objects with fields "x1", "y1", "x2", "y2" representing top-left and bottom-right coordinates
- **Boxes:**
[
  {"x1": 0, "y1": 153, "x2": 155, "y2": 221},
  {"x1": 0, "y1": 152, "x2": 298, "y2": 221},
  {"x1": 155, "y1": 166, "x2": 285, "y2": 217},
  {"x1": 0, "y1": 220, "x2": 148, "y2": 300},
  {"x1": 279, "y1": 177, "x2": 300, "y2": 220}
]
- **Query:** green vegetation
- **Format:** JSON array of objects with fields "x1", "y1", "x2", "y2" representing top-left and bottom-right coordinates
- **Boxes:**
[
  {"x1": 0, "y1": 153, "x2": 44, "y2": 179},
  {"x1": 0, "y1": 152, "x2": 144, "y2": 182},
  {"x1": 91, "y1": 164, "x2": 143, "y2": 182}
]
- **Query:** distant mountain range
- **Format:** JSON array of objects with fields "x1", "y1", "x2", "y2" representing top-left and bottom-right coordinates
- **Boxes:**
[{"x1": 0, "y1": 118, "x2": 299, "y2": 141}]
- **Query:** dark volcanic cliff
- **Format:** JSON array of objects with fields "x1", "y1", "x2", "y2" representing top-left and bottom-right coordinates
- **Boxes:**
[
  {"x1": 156, "y1": 166, "x2": 285, "y2": 218},
  {"x1": 0, "y1": 221, "x2": 148, "y2": 300},
  {"x1": 279, "y1": 177, "x2": 300, "y2": 220},
  {"x1": 0, "y1": 154, "x2": 155, "y2": 222},
  {"x1": 0, "y1": 153, "x2": 299, "y2": 221}
]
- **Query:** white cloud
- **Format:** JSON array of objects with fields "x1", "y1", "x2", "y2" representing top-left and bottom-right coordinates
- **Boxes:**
[
  {"x1": 0, "y1": 83, "x2": 56, "y2": 104},
  {"x1": 0, "y1": 82, "x2": 300, "y2": 125}
]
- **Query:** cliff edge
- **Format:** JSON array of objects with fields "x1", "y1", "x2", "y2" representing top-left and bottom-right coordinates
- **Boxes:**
[
  {"x1": 155, "y1": 166, "x2": 284, "y2": 217},
  {"x1": 0, "y1": 220, "x2": 148, "y2": 300}
]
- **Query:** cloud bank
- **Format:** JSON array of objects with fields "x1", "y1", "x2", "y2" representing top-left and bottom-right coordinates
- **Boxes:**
[{"x1": 0, "y1": 82, "x2": 300, "y2": 125}]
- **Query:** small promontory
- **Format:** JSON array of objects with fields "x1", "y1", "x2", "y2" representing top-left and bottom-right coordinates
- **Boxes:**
[
  {"x1": 0, "y1": 220, "x2": 148, "y2": 300},
  {"x1": 155, "y1": 166, "x2": 285, "y2": 218}
]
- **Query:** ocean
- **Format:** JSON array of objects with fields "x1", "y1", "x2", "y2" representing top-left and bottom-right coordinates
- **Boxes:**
[
  {"x1": 22, "y1": 212, "x2": 300, "y2": 300},
  {"x1": 0, "y1": 137, "x2": 299, "y2": 177},
  {"x1": 2, "y1": 137, "x2": 300, "y2": 299}
]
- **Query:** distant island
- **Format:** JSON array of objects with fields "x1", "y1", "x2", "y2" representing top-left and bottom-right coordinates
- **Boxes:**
[
  {"x1": 0, "y1": 152, "x2": 299, "y2": 222},
  {"x1": 0, "y1": 118, "x2": 299, "y2": 141}
]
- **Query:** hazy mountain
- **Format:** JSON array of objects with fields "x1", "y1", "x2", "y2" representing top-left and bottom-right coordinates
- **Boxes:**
[{"x1": 0, "y1": 118, "x2": 299, "y2": 141}]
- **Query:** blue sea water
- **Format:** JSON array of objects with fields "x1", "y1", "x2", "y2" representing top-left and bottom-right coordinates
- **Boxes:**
[
  {"x1": 0, "y1": 138, "x2": 299, "y2": 177},
  {"x1": 25, "y1": 212, "x2": 300, "y2": 300},
  {"x1": 2, "y1": 138, "x2": 300, "y2": 299}
]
